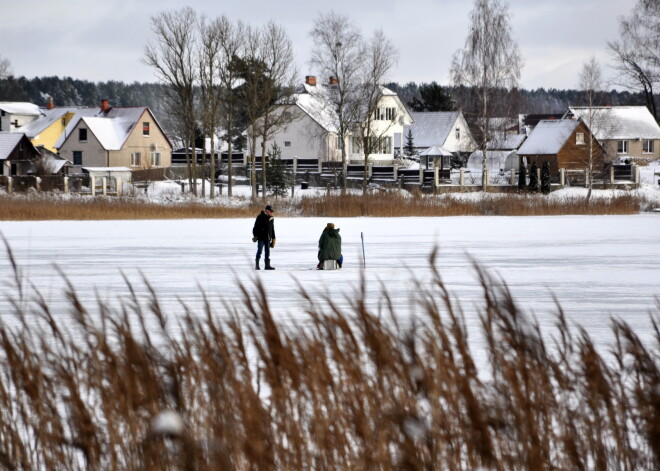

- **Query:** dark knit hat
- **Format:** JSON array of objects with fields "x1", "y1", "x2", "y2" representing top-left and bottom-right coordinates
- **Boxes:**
[
  {"x1": 326, "y1": 223, "x2": 335, "y2": 230},
  {"x1": 265, "y1": 205, "x2": 274, "y2": 212}
]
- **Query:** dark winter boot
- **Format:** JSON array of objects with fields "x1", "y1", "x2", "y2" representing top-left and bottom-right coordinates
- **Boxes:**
[
  {"x1": 255, "y1": 259, "x2": 260, "y2": 270},
  {"x1": 265, "y1": 259, "x2": 275, "y2": 270}
]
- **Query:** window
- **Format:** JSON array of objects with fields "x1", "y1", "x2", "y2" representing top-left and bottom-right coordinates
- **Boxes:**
[
  {"x1": 79, "y1": 128, "x2": 87, "y2": 142},
  {"x1": 352, "y1": 137, "x2": 362, "y2": 153},
  {"x1": 643, "y1": 139, "x2": 654, "y2": 154},
  {"x1": 151, "y1": 152, "x2": 161, "y2": 166},
  {"x1": 576, "y1": 132, "x2": 585, "y2": 145},
  {"x1": 617, "y1": 140, "x2": 629, "y2": 154},
  {"x1": 73, "y1": 151, "x2": 83, "y2": 166},
  {"x1": 131, "y1": 152, "x2": 141, "y2": 166},
  {"x1": 374, "y1": 107, "x2": 396, "y2": 121},
  {"x1": 284, "y1": 141, "x2": 291, "y2": 148},
  {"x1": 455, "y1": 128, "x2": 460, "y2": 139},
  {"x1": 142, "y1": 122, "x2": 150, "y2": 136}
]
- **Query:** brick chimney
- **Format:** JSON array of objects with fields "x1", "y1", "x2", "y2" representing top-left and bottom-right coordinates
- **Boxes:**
[
  {"x1": 305, "y1": 75, "x2": 316, "y2": 86},
  {"x1": 100, "y1": 99, "x2": 110, "y2": 112},
  {"x1": 329, "y1": 76, "x2": 339, "y2": 85},
  {"x1": 46, "y1": 96, "x2": 54, "y2": 110}
]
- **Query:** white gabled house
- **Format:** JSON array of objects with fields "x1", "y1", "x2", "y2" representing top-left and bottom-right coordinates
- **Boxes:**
[
  {"x1": 563, "y1": 106, "x2": 660, "y2": 162},
  {"x1": 402, "y1": 111, "x2": 476, "y2": 158},
  {"x1": 251, "y1": 76, "x2": 413, "y2": 164},
  {"x1": 0, "y1": 102, "x2": 41, "y2": 132}
]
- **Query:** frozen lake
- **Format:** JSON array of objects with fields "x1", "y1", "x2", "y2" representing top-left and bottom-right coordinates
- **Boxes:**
[{"x1": 1, "y1": 214, "x2": 659, "y2": 357}]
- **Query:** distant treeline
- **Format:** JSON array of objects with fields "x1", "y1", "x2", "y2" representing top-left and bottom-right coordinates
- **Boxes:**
[{"x1": 0, "y1": 75, "x2": 655, "y2": 116}]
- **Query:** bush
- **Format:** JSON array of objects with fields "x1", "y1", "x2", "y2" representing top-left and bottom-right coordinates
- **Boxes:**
[
  {"x1": 529, "y1": 162, "x2": 539, "y2": 192},
  {"x1": 541, "y1": 161, "x2": 551, "y2": 194}
]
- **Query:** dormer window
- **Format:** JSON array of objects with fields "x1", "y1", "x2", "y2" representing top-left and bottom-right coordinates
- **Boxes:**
[
  {"x1": 576, "y1": 132, "x2": 585, "y2": 145},
  {"x1": 79, "y1": 128, "x2": 87, "y2": 142}
]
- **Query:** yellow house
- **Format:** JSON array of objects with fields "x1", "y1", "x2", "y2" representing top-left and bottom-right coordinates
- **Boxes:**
[
  {"x1": 20, "y1": 107, "x2": 78, "y2": 153},
  {"x1": 55, "y1": 100, "x2": 172, "y2": 170}
]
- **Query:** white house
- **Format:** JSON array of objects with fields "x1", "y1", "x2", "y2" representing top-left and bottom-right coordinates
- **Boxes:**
[
  {"x1": 251, "y1": 76, "x2": 413, "y2": 164},
  {"x1": 402, "y1": 111, "x2": 476, "y2": 157},
  {"x1": 0, "y1": 102, "x2": 41, "y2": 132},
  {"x1": 563, "y1": 106, "x2": 660, "y2": 162}
]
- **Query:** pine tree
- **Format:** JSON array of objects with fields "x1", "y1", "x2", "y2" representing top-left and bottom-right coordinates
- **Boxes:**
[
  {"x1": 541, "y1": 161, "x2": 551, "y2": 194},
  {"x1": 404, "y1": 129, "x2": 415, "y2": 156},
  {"x1": 266, "y1": 143, "x2": 294, "y2": 198},
  {"x1": 518, "y1": 164, "x2": 527, "y2": 192},
  {"x1": 528, "y1": 162, "x2": 539, "y2": 192}
]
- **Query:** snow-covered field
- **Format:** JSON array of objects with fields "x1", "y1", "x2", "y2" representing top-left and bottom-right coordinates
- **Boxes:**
[{"x1": 1, "y1": 212, "x2": 658, "y2": 363}]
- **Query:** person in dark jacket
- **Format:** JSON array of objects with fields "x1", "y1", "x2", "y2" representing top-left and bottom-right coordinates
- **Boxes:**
[
  {"x1": 317, "y1": 222, "x2": 342, "y2": 269},
  {"x1": 252, "y1": 205, "x2": 276, "y2": 270}
]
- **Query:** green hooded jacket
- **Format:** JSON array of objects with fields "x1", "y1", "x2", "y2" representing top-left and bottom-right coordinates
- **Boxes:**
[{"x1": 318, "y1": 227, "x2": 342, "y2": 262}]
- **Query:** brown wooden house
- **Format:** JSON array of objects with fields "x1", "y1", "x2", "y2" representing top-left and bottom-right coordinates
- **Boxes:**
[
  {"x1": 516, "y1": 119, "x2": 604, "y2": 175},
  {"x1": 0, "y1": 132, "x2": 41, "y2": 176}
]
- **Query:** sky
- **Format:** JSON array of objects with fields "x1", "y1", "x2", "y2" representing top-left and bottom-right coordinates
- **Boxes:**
[{"x1": 1, "y1": 0, "x2": 636, "y2": 91}]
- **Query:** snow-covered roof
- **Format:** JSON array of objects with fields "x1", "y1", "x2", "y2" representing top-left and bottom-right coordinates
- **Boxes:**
[
  {"x1": 0, "y1": 102, "x2": 40, "y2": 116},
  {"x1": 487, "y1": 133, "x2": 526, "y2": 150},
  {"x1": 0, "y1": 133, "x2": 24, "y2": 159},
  {"x1": 55, "y1": 107, "x2": 148, "y2": 150},
  {"x1": 419, "y1": 145, "x2": 452, "y2": 156},
  {"x1": 404, "y1": 112, "x2": 460, "y2": 148},
  {"x1": 566, "y1": 106, "x2": 660, "y2": 140},
  {"x1": 19, "y1": 108, "x2": 79, "y2": 137},
  {"x1": 517, "y1": 119, "x2": 579, "y2": 155}
]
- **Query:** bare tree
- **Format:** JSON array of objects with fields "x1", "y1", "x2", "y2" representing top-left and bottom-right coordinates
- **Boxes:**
[
  {"x1": 608, "y1": 0, "x2": 659, "y2": 122},
  {"x1": 240, "y1": 22, "x2": 297, "y2": 203},
  {"x1": 144, "y1": 8, "x2": 199, "y2": 195},
  {"x1": 451, "y1": 0, "x2": 522, "y2": 190},
  {"x1": 309, "y1": 11, "x2": 365, "y2": 191},
  {"x1": 578, "y1": 56, "x2": 606, "y2": 201},
  {"x1": 197, "y1": 15, "x2": 224, "y2": 199},
  {"x1": 216, "y1": 17, "x2": 245, "y2": 198},
  {"x1": 0, "y1": 55, "x2": 12, "y2": 79},
  {"x1": 352, "y1": 30, "x2": 398, "y2": 195}
]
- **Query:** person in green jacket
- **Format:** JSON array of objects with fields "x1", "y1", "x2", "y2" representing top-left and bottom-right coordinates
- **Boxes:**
[{"x1": 317, "y1": 223, "x2": 342, "y2": 269}]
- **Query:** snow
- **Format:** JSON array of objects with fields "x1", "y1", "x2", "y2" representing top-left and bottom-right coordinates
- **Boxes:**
[
  {"x1": 1, "y1": 209, "x2": 659, "y2": 364},
  {"x1": 568, "y1": 106, "x2": 660, "y2": 140},
  {"x1": 517, "y1": 119, "x2": 579, "y2": 155}
]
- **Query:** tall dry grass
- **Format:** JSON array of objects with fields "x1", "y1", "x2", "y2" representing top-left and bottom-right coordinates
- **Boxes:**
[
  {"x1": 0, "y1": 191, "x2": 647, "y2": 220},
  {"x1": 0, "y1": 247, "x2": 657, "y2": 470}
]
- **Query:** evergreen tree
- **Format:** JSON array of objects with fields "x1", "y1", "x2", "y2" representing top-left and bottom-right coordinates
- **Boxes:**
[
  {"x1": 518, "y1": 164, "x2": 527, "y2": 192},
  {"x1": 266, "y1": 143, "x2": 294, "y2": 198},
  {"x1": 528, "y1": 162, "x2": 539, "y2": 192},
  {"x1": 404, "y1": 129, "x2": 415, "y2": 156},
  {"x1": 541, "y1": 161, "x2": 551, "y2": 194}
]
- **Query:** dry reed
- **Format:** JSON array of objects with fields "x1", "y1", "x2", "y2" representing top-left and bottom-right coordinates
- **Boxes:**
[
  {"x1": 0, "y1": 246, "x2": 657, "y2": 470},
  {"x1": 0, "y1": 191, "x2": 647, "y2": 220}
]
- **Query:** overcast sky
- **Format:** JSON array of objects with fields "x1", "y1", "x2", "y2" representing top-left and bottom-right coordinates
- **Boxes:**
[{"x1": 1, "y1": 0, "x2": 635, "y2": 90}]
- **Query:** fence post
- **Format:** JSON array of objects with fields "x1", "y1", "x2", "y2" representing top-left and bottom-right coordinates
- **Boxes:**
[
  {"x1": 460, "y1": 169, "x2": 465, "y2": 187},
  {"x1": 64, "y1": 176, "x2": 69, "y2": 194},
  {"x1": 484, "y1": 170, "x2": 490, "y2": 187},
  {"x1": 91, "y1": 176, "x2": 96, "y2": 196},
  {"x1": 434, "y1": 166, "x2": 439, "y2": 187},
  {"x1": 318, "y1": 158, "x2": 323, "y2": 173},
  {"x1": 35, "y1": 177, "x2": 41, "y2": 192},
  {"x1": 510, "y1": 170, "x2": 516, "y2": 185},
  {"x1": 393, "y1": 164, "x2": 398, "y2": 181},
  {"x1": 560, "y1": 168, "x2": 565, "y2": 186},
  {"x1": 419, "y1": 165, "x2": 424, "y2": 184},
  {"x1": 536, "y1": 167, "x2": 541, "y2": 184},
  {"x1": 116, "y1": 178, "x2": 122, "y2": 197},
  {"x1": 633, "y1": 164, "x2": 640, "y2": 185},
  {"x1": 7, "y1": 177, "x2": 12, "y2": 195},
  {"x1": 293, "y1": 157, "x2": 298, "y2": 174},
  {"x1": 102, "y1": 177, "x2": 107, "y2": 196},
  {"x1": 368, "y1": 162, "x2": 373, "y2": 179},
  {"x1": 610, "y1": 165, "x2": 615, "y2": 184}
]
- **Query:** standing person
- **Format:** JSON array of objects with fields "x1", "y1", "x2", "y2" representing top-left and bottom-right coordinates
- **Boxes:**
[
  {"x1": 252, "y1": 205, "x2": 276, "y2": 270},
  {"x1": 317, "y1": 222, "x2": 342, "y2": 269}
]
